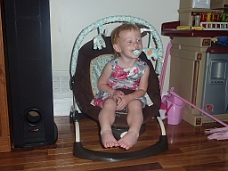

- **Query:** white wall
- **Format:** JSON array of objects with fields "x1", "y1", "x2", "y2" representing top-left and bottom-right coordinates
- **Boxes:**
[{"x1": 49, "y1": 0, "x2": 180, "y2": 115}]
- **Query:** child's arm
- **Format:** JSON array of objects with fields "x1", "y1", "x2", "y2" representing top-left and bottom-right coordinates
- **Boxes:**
[
  {"x1": 116, "y1": 65, "x2": 150, "y2": 110},
  {"x1": 98, "y1": 62, "x2": 124, "y2": 101},
  {"x1": 98, "y1": 62, "x2": 120, "y2": 95},
  {"x1": 133, "y1": 65, "x2": 150, "y2": 97},
  {"x1": 98, "y1": 62, "x2": 114, "y2": 94}
]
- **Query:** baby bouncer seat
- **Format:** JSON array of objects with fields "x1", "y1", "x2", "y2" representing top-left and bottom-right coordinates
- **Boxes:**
[{"x1": 69, "y1": 15, "x2": 168, "y2": 161}]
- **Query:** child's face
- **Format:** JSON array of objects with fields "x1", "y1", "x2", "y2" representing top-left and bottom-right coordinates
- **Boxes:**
[{"x1": 113, "y1": 29, "x2": 142, "y2": 59}]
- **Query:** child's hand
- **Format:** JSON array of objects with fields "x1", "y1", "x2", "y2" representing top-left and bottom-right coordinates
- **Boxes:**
[
  {"x1": 116, "y1": 94, "x2": 131, "y2": 111},
  {"x1": 112, "y1": 90, "x2": 124, "y2": 101}
]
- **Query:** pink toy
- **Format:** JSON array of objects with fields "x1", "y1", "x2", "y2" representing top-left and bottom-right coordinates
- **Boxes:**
[
  {"x1": 159, "y1": 43, "x2": 172, "y2": 120},
  {"x1": 167, "y1": 87, "x2": 228, "y2": 140},
  {"x1": 160, "y1": 42, "x2": 172, "y2": 95},
  {"x1": 166, "y1": 94, "x2": 185, "y2": 125}
]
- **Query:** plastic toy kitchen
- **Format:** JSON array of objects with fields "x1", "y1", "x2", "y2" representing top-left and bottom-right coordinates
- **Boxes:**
[{"x1": 162, "y1": 0, "x2": 228, "y2": 126}]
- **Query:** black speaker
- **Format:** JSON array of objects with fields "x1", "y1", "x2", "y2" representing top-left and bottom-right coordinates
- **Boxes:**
[{"x1": 3, "y1": 0, "x2": 57, "y2": 148}]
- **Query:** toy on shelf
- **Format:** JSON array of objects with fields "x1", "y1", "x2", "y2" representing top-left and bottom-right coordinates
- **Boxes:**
[
  {"x1": 211, "y1": 37, "x2": 228, "y2": 47},
  {"x1": 221, "y1": 12, "x2": 227, "y2": 22},
  {"x1": 200, "y1": 12, "x2": 207, "y2": 27},
  {"x1": 194, "y1": 14, "x2": 201, "y2": 26}
]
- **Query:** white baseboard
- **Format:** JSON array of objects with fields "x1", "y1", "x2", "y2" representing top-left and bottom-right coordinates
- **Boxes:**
[
  {"x1": 52, "y1": 71, "x2": 73, "y2": 116},
  {"x1": 53, "y1": 98, "x2": 72, "y2": 116}
]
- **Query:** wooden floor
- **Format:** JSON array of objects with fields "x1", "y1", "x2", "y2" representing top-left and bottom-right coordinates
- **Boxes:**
[{"x1": 0, "y1": 116, "x2": 228, "y2": 171}]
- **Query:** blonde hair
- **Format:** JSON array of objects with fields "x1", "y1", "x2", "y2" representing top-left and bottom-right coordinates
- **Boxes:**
[{"x1": 111, "y1": 23, "x2": 140, "y2": 57}]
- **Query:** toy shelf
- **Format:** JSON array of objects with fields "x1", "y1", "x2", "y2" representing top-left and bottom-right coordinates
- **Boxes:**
[
  {"x1": 200, "y1": 22, "x2": 228, "y2": 30},
  {"x1": 161, "y1": 21, "x2": 228, "y2": 37}
]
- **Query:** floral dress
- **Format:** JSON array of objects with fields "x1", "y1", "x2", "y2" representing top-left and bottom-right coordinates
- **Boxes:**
[{"x1": 91, "y1": 57, "x2": 153, "y2": 108}]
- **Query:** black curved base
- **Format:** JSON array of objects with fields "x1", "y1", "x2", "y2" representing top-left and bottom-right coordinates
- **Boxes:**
[{"x1": 73, "y1": 135, "x2": 168, "y2": 162}]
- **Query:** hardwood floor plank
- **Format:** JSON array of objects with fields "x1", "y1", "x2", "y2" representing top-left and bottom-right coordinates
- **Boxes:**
[
  {"x1": 184, "y1": 161, "x2": 228, "y2": 171},
  {"x1": 88, "y1": 162, "x2": 163, "y2": 171},
  {"x1": 159, "y1": 154, "x2": 222, "y2": 168},
  {"x1": 0, "y1": 164, "x2": 24, "y2": 171}
]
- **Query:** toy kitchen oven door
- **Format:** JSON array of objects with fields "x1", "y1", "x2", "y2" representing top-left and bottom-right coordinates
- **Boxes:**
[{"x1": 201, "y1": 47, "x2": 228, "y2": 116}]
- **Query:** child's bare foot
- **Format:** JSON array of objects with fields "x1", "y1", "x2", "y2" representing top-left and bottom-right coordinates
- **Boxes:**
[
  {"x1": 101, "y1": 130, "x2": 119, "y2": 148},
  {"x1": 118, "y1": 131, "x2": 139, "y2": 150}
]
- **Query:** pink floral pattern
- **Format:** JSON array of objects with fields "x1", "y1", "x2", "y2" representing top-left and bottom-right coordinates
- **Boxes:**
[{"x1": 91, "y1": 57, "x2": 147, "y2": 108}]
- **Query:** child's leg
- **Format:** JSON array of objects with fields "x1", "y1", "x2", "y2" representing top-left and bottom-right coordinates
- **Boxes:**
[
  {"x1": 98, "y1": 98, "x2": 119, "y2": 148},
  {"x1": 118, "y1": 99, "x2": 143, "y2": 150}
]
